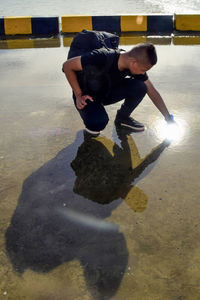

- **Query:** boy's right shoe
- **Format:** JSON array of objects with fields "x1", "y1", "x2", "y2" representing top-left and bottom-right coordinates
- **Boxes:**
[{"x1": 115, "y1": 113, "x2": 145, "y2": 132}]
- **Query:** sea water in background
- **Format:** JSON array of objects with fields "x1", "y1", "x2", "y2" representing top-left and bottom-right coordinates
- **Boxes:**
[{"x1": 0, "y1": 0, "x2": 200, "y2": 16}]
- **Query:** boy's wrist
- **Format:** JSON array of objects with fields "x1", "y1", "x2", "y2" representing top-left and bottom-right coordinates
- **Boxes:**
[
  {"x1": 165, "y1": 114, "x2": 174, "y2": 122},
  {"x1": 74, "y1": 91, "x2": 82, "y2": 98}
]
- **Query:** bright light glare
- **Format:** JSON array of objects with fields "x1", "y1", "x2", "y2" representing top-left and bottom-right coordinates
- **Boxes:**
[{"x1": 154, "y1": 117, "x2": 186, "y2": 144}]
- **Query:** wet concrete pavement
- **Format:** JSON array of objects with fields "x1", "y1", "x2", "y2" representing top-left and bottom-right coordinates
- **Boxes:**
[{"x1": 1, "y1": 38, "x2": 200, "y2": 299}]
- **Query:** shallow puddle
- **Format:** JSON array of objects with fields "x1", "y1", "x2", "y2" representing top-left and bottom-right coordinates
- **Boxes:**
[{"x1": 0, "y1": 41, "x2": 200, "y2": 299}]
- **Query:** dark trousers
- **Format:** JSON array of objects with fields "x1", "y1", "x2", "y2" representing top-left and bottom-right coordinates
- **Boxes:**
[{"x1": 74, "y1": 78, "x2": 147, "y2": 132}]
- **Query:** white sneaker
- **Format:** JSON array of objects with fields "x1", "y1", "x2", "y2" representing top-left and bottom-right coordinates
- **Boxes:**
[
  {"x1": 83, "y1": 128, "x2": 100, "y2": 140},
  {"x1": 85, "y1": 128, "x2": 100, "y2": 136}
]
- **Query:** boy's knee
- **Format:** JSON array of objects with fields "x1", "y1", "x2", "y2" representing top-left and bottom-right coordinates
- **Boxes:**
[
  {"x1": 136, "y1": 81, "x2": 147, "y2": 97},
  {"x1": 125, "y1": 79, "x2": 147, "y2": 99}
]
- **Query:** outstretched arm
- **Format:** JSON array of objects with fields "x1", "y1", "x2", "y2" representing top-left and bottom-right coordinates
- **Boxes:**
[
  {"x1": 62, "y1": 57, "x2": 93, "y2": 109},
  {"x1": 145, "y1": 79, "x2": 173, "y2": 122}
]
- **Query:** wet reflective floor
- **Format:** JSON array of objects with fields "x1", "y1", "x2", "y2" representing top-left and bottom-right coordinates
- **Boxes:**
[{"x1": 1, "y1": 38, "x2": 200, "y2": 299}]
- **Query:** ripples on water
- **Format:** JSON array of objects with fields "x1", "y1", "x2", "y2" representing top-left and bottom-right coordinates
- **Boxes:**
[{"x1": 0, "y1": 0, "x2": 200, "y2": 16}]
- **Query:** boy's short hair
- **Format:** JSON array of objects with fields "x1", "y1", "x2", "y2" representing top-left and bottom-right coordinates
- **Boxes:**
[{"x1": 128, "y1": 43, "x2": 157, "y2": 66}]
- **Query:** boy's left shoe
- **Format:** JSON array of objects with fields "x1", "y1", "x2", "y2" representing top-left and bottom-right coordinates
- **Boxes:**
[{"x1": 115, "y1": 113, "x2": 145, "y2": 132}]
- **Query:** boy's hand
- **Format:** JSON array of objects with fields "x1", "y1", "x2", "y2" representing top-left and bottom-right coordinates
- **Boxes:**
[
  {"x1": 76, "y1": 94, "x2": 93, "y2": 110},
  {"x1": 165, "y1": 114, "x2": 175, "y2": 124}
]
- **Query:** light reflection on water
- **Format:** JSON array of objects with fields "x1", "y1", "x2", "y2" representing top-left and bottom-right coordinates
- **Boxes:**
[{"x1": 153, "y1": 116, "x2": 187, "y2": 146}]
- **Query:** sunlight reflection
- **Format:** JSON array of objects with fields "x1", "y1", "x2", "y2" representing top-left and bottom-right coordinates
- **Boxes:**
[
  {"x1": 60, "y1": 209, "x2": 117, "y2": 231},
  {"x1": 153, "y1": 117, "x2": 186, "y2": 145},
  {"x1": 136, "y1": 16, "x2": 144, "y2": 25}
]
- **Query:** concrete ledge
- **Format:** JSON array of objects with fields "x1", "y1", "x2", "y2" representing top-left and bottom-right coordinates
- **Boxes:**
[
  {"x1": 61, "y1": 16, "x2": 92, "y2": 33},
  {"x1": 175, "y1": 14, "x2": 200, "y2": 31},
  {"x1": 147, "y1": 15, "x2": 173, "y2": 34},
  {"x1": 121, "y1": 16, "x2": 147, "y2": 32},
  {"x1": 92, "y1": 16, "x2": 121, "y2": 32},
  {"x1": 61, "y1": 14, "x2": 174, "y2": 33},
  {"x1": 4, "y1": 16, "x2": 32, "y2": 35},
  {"x1": 0, "y1": 18, "x2": 5, "y2": 35},
  {"x1": 1, "y1": 14, "x2": 200, "y2": 36},
  {"x1": 31, "y1": 17, "x2": 59, "y2": 35},
  {"x1": 0, "y1": 16, "x2": 59, "y2": 36}
]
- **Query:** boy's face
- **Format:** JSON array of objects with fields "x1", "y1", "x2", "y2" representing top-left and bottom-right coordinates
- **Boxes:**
[{"x1": 129, "y1": 60, "x2": 152, "y2": 75}]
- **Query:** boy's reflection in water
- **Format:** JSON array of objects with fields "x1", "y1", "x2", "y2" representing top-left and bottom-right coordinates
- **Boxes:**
[
  {"x1": 72, "y1": 128, "x2": 170, "y2": 212},
  {"x1": 6, "y1": 129, "x2": 169, "y2": 300}
]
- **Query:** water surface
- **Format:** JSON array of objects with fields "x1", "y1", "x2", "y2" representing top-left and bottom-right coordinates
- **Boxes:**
[
  {"x1": 0, "y1": 0, "x2": 200, "y2": 16},
  {"x1": 1, "y1": 41, "x2": 200, "y2": 299}
]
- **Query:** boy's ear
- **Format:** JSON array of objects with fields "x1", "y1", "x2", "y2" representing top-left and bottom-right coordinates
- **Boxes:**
[
  {"x1": 128, "y1": 57, "x2": 137, "y2": 68},
  {"x1": 128, "y1": 56, "x2": 136, "y2": 62},
  {"x1": 128, "y1": 56, "x2": 137, "y2": 65}
]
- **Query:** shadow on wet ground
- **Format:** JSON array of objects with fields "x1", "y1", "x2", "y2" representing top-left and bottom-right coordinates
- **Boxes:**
[{"x1": 5, "y1": 129, "x2": 169, "y2": 300}]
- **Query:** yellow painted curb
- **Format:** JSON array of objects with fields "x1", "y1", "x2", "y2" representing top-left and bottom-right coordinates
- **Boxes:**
[
  {"x1": 4, "y1": 16, "x2": 32, "y2": 35},
  {"x1": 121, "y1": 15, "x2": 147, "y2": 32},
  {"x1": 175, "y1": 14, "x2": 200, "y2": 31},
  {"x1": 61, "y1": 15, "x2": 92, "y2": 33}
]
